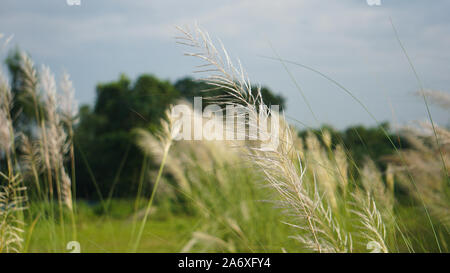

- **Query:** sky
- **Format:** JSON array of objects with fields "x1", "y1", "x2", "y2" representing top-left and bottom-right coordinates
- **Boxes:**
[{"x1": 1, "y1": 0, "x2": 449, "y2": 130}]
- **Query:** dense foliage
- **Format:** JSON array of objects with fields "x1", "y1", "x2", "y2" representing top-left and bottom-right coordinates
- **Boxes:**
[
  {"x1": 72, "y1": 75, "x2": 286, "y2": 199},
  {"x1": 2, "y1": 50, "x2": 405, "y2": 201}
]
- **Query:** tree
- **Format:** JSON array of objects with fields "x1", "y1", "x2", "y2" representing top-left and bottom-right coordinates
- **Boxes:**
[
  {"x1": 74, "y1": 75, "x2": 286, "y2": 199},
  {"x1": 74, "y1": 74, "x2": 180, "y2": 199}
]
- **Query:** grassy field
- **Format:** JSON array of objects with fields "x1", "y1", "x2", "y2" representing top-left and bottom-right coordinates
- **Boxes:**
[
  {"x1": 27, "y1": 209, "x2": 199, "y2": 253},
  {"x1": 25, "y1": 199, "x2": 300, "y2": 253},
  {"x1": 1, "y1": 26, "x2": 449, "y2": 253}
]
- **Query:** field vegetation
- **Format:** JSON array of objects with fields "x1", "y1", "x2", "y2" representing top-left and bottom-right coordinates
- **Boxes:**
[{"x1": 0, "y1": 28, "x2": 448, "y2": 253}]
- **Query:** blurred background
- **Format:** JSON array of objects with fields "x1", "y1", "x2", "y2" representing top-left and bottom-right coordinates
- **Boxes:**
[
  {"x1": 0, "y1": 0, "x2": 449, "y2": 253},
  {"x1": 1, "y1": 0, "x2": 449, "y2": 129}
]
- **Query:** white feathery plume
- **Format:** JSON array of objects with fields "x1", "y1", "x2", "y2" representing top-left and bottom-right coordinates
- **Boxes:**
[
  {"x1": 0, "y1": 108, "x2": 12, "y2": 153},
  {"x1": 39, "y1": 65, "x2": 69, "y2": 168},
  {"x1": 0, "y1": 33, "x2": 13, "y2": 51},
  {"x1": 20, "y1": 53, "x2": 39, "y2": 100},
  {"x1": 177, "y1": 25, "x2": 351, "y2": 252},
  {"x1": 0, "y1": 71, "x2": 13, "y2": 153},
  {"x1": 0, "y1": 32, "x2": 26, "y2": 254},
  {"x1": 59, "y1": 72, "x2": 79, "y2": 125},
  {"x1": 351, "y1": 192, "x2": 389, "y2": 253},
  {"x1": 418, "y1": 89, "x2": 450, "y2": 110},
  {"x1": 38, "y1": 64, "x2": 73, "y2": 212},
  {"x1": 0, "y1": 173, "x2": 27, "y2": 253},
  {"x1": 60, "y1": 169, "x2": 73, "y2": 210},
  {"x1": 40, "y1": 65, "x2": 58, "y2": 124}
]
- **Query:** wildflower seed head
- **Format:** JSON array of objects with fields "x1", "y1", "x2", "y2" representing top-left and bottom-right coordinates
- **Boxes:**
[
  {"x1": 0, "y1": 108, "x2": 12, "y2": 152},
  {"x1": 59, "y1": 72, "x2": 79, "y2": 125}
]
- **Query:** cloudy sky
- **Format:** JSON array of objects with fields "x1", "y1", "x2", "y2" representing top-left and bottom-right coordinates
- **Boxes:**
[{"x1": 1, "y1": 0, "x2": 449, "y2": 129}]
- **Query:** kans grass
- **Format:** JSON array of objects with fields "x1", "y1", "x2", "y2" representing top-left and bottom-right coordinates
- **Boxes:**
[{"x1": 0, "y1": 28, "x2": 449, "y2": 253}]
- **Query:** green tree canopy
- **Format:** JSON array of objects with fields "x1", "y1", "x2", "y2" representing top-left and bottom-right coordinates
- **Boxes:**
[
  {"x1": 74, "y1": 74, "x2": 179, "y2": 198},
  {"x1": 74, "y1": 74, "x2": 287, "y2": 199}
]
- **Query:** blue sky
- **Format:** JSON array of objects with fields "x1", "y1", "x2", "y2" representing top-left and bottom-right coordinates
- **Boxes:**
[{"x1": 1, "y1": 0, "x2": 449, "y2": 129}]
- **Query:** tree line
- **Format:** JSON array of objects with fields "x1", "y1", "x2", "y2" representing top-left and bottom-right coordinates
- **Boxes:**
[{"x1": 2, "y1": 48, "x2": 405, "y2": 200}]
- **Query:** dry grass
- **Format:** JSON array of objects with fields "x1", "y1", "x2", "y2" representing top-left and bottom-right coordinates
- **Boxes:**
[
  {"x1": 0, "y1": 34, "x2": 78, "y2": 252},
  {"x1": 175, "y1": 25, "x2": 449, "y2": 253},
  {"x1": 0, "y1": 27, "x2": 448, "y2": 253}
]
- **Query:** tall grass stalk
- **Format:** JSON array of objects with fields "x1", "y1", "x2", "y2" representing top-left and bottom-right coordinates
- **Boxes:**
[
  {"x1": 0, "y1": 40, "x2": 26, "y2": 252},
  {"x1": 132, "y1": 107, "x2": 180, "y2": 251},
  {"x1": 390, "y1": 18, "x2": 444, "y2": 252},
  {"x1": 176, "y1": 25, "x2": 354, "y2": 252}
]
